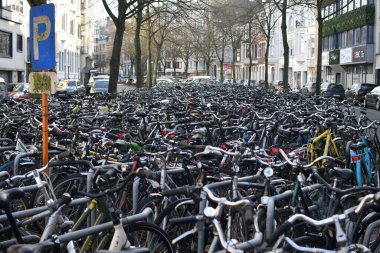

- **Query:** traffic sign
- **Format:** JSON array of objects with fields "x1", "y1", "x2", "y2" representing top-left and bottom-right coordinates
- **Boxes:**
[
  {"x1": 30, "y1": 4, "x2": 55, "y2": 71},
  {"x1": 29, "y1": 72, "x2": 57, "y2": 94}
]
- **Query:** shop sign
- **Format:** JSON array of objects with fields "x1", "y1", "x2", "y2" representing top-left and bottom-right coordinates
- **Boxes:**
[
  {"x1": 224, "y1": 64, "x2": 232, "y2": 71},
  {"x1": 329, "y1": 50, "x2": 340, "y2": 65},
  {"x1": 340, "y1": 47, "x2": 352, "y2": 64},
  {"x1": 322, "y1": 52, "x2": 329, "y2": 66},
  {"x1": 352, "y1": 46, "x2": 366, "y2": 62}
]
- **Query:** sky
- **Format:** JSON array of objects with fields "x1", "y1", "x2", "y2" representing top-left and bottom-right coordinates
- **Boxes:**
[{"x1": 94, "y1": 0, "x2": 117, "y2": 20}]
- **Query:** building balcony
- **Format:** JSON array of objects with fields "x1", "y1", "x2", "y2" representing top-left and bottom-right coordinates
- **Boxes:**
[{"x1": 0, "y1": 7, "x2": 23, "y2": 23}]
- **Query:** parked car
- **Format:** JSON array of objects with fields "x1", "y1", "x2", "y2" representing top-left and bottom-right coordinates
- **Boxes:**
[
  {"x1": 320, "y1": 82, "x2": 331, "y2": 93},
  {"x1": 322, "y1": 83, "x2": 345, "y2": 100},
  {"x1": 88, "y1": 75, "x2": 110, "y2": 88},
  {"x1": 186, "y1": 76, "x2": 214, "y2": 85},
  {"x1": 90, "y1": 79, "x2": 109, "y2": 94},
  {"x1": 155, "y1": 78, "x2": 174, "y2": 86},
  {"x1": 301, "y1": 82, "x2": 316, "y2": 96},
  {"x1": 0, "y1": 78, "x2": 6, "y2": 101},
  {"x1": 364, "y1": 86, "x2": 380, "y2": 110},
  {"x1": 7, "y1": 83, "x2": 29, "y2": 101},
  {"x1": 345, "y1": 83, "x2": 377, "y2": 104},
  {"x1": 56, "y1": 80, "x2": 85, "y2": 98}
]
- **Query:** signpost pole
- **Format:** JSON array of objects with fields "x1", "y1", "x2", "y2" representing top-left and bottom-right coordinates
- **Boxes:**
[
  {"x1": 42, "y1": 92, "x2": 48, "y2": 168},
  {"x1": 29, "y1": 4, "x2": 56, "y2": 172}
]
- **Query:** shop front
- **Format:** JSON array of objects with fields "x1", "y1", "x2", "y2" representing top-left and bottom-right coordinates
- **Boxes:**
[{"x1": 322, "y1": 45, "x2": 375, "y2": 89}]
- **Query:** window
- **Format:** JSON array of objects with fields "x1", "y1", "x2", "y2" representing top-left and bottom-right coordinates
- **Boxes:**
[
  {"x1": 1, "y1": 0, "x2": 23, "y2": 12},
  {"x1": 165, "y1": 62, "x2": 171, "y2": 68},
  {"x1": 77, "y1": 24, "x2": 81, "y2": 38},
  {"x1": 26, "y1": 37, "x2": 30, "y2": 61},
  {"x1": 16, "y1": 34, "x2": 22, "y2": 52},
  {"x1": 361, "y1": 26, "x2": 367, "y2": 44},
  {"x1": 347, "y1": 29, "x2": 353, "y2": 46},
  {"x1": 355, "y1": 27, "x2": 361, "y2": 45},
  {"x1": 245, "y1": 44, "x2": 251, "y2": 58},
  {"x1": 362, "y1": 0, "x2": 367, "y2": 5},
  {"x1": 70, "y1": 19, "x2": 74, "y2": 35},
  {"x1": 342, "y1": 0, "x2": 347, "y2": 14},
  {"x1": 237, "y1": 49, "x2": 241, "y2": 62},
  {"x1": 342, "y1": 31, "x2": 347, "y2": 48},
  {"x1": 354, "y1": 0, "x2": 360, "y2": 8},
  {"x1": 368, "y1": 26, "x2": 374, "y2": 43},
  {"x1": 329, "y1": 35, "x2": 334, "y2": 50},
  {"x1": 0, "y1": 30, "x2": 12, "y2": 58},
  {"x1": 61, "y1": 14, "x2": 66, "y2": 31},
  {"x1": 348, "y1": 0, "x2": 353, "y2": 11},
  {"x1": 174, "y1": 62, "x2": 182, "y2": 69}
]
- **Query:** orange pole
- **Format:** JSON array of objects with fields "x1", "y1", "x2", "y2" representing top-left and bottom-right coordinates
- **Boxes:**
[{"x1": 42, "y1": 93, "x2": 49, "y2": 172}]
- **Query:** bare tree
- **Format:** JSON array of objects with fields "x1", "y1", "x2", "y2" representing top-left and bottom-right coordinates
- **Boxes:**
[{"x1": 252, "y1": 0, "x2": 279, "y2": 89}]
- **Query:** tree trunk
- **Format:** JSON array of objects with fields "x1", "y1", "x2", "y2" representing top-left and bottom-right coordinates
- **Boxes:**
[
  {"x1": 152, "y1": 55, "x2": 159, "y2": 85},
  {"x1": 196, "y1": 56, "x2": 199, "y2": 75},
  {"x1": 265, "y1": 36, "x2": 270, "y2": 89},
  {"x1": 206, "y1": 60, "x2": 210, "y2": 76},
  {"x1": 232, "y1": 50, "x2": 236, "y2": 82},
  {"x1": 135, "y1": 7, "x2": 143, "y2": 88},
  {"x1": 184, "y1": 50, "x2": 189, "y2": 78},
  {"x1": 220, "y1": 59, "x2": 224, "y2": 83},
  {"x1": 316, "y1": 2, "x2": 323, "y2": 96},
  {"x1": 152, "y1": 42, "x2": 163, "y2": 84},
  {"x1": 248, "y1": 22, "x2": 252, "y2": 85},
  {"x1": 147, "y1": 5, "x2": 153, "y2": 88},
  {"x1": 108, "y1": 21, "x2": 125, "y2": 93},
  {"x1": 281, "y1": 1, "x2": 290, "y2": 90}
]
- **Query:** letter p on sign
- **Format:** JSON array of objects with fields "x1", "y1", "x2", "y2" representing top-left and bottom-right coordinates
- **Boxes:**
[{"x1": 30, "y1": 4, "x2": 55, "y2": 71}]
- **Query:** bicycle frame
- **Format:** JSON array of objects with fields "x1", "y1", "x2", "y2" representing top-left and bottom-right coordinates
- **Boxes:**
[{"x1": 308, "y1": 129, "x2": 339, "y2": 165}]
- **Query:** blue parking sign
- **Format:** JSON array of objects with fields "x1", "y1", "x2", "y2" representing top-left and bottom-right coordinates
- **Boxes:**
[{"x1": 30, "y1": 4, "x2": 55, "y2": 71}]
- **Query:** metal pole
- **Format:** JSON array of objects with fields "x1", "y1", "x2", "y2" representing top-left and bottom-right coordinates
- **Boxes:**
[{"x1": 42, "y1": 93, "x2": 49, "y2": 171}]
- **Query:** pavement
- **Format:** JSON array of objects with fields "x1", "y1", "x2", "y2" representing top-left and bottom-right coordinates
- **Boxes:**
[{"x1": 353, "y1": 106, "x2": 380, "y2": 121}]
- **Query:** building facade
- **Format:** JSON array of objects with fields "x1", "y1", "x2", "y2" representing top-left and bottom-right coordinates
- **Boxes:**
[
  {"x1": 0, "y1": 0, "x2": 26, "y2": 83},
  {"x1": 322, "y1": 0, "x2": 375, "y2": 89},
  {"x1": 375, "y1": 0, "x2": 380, "y2": 85},
  {"x1": 80, "y1": 0, "x2": 94, "y2": 84},
  {"x1": 54, "y1": 0, "x2": 82, "y2": 81}
]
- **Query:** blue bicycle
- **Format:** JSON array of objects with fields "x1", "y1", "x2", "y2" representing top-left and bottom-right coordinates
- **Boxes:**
[{"x1": 346, "y1": 122, "x2": 379, "y2": 187}]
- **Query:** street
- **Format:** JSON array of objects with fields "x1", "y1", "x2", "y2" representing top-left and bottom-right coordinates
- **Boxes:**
[{"x1": 355, "y1": 107, "x2": 380, "y2": 121}]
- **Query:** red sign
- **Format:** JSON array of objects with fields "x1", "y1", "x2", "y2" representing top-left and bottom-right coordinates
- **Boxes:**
[{"x1": 224, "y1": 64, "x2": 232, "y2": 71}]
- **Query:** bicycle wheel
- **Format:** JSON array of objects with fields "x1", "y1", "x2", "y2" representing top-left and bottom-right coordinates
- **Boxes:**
[
  {"x1": 128, "y1": 222, "x2": 174, "y2": 253},
  {"x1": 30, "y1": 173, "x2": 87, "y2": 231},
  {"x1": 155, "y1": 198, "x2": 198, "y2": 252}
]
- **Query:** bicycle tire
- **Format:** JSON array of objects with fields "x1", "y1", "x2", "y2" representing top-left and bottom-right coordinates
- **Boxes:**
[
  {"x1": 30, "y1": 173, "x2": 87, "y2": 231},
  {"x1": 154, "y1": 198, "x2": 198, "y2": 252},
  {"x1": 127, "y1": 221, "x2": 174, "y2": 253}
]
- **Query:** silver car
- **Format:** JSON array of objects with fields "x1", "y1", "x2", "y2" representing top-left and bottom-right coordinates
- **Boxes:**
[{"x1": 90, "y1": 79, "x2": 109, "y2": 93}]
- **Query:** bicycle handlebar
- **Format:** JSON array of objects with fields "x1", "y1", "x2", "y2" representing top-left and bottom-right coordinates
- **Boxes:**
[{"x1": 203, "y1": 187, "x2": 250, "y2": 207}]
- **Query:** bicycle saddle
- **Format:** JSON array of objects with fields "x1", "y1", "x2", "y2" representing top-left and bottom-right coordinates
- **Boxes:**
[
  {"x1": 350, "y1": 143, "x2": 366, "y2": 151},
  {"x1": 136, "y1": 110, "x2": 147, "y2": 118},
  {"x1": 0, "y1": 188, "x2": 24, "y2": 211},
  {"x1": 328, "y1": 167, "x2": 353, "y2": 181},
  {"x1": 7, "y1": 243, "x2": 54, "y2": 253}
]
